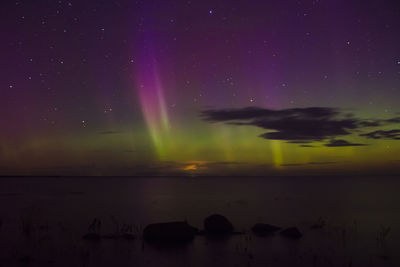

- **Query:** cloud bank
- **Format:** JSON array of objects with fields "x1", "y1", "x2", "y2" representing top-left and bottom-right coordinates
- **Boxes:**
[{"x1": 201, "y1": 107, "x2": 400, "y2": 147}]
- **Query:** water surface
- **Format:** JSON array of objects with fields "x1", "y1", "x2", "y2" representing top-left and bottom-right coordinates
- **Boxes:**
[{"x1": 0, "y1": 176, "x2": 398, "y2": 266}]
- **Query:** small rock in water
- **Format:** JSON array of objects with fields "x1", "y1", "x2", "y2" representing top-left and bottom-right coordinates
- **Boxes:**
[
  {"x1": 204, "y1": 214, "x2": 234, "y2": 235},
  {"x1": 251, "y1": 223, "x2": 281, "y2": 236},
  {"x1": 280, "y1": 227, "x2": 302, "y2": 239}
]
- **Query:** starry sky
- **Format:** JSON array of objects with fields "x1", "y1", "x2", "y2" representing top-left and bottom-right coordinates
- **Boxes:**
[{"x1": 1, "y1": 0, "x2": 400, "y2": 176}]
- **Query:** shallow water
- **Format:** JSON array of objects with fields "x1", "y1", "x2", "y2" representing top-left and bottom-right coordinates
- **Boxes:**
[{"x1": 0, "y1": 176, "x2": 399, "y2": 266}]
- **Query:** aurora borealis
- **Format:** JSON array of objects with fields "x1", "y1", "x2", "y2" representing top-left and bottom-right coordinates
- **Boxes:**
[{"x1": 1, "y1": 0, "x2": 400, "y2": 176}]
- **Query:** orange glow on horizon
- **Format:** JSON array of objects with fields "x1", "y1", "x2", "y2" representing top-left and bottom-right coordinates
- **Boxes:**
[{"x1": 183, "y1": 164, "x2": 198, "y2": 171}]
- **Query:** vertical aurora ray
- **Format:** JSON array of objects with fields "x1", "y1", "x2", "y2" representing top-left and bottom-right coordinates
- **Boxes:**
[
  {"x1": 270, "y1": 140, "x2": 283, "y2": 168},
  {"x1": 135, "y1": 47, "x2": 172, "y2": 159}
]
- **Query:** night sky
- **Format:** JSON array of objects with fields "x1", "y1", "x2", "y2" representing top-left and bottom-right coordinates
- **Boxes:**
[{"x1": 1, "y1": 0, "x2": 400, "y2": 176}]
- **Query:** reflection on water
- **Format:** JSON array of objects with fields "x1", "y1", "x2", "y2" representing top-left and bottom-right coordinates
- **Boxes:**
[{"x1": 0, "y1": 176, "x2": 399, "y2": 266}]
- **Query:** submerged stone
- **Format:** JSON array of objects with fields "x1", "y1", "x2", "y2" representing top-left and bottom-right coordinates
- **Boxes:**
[
  {"x1": 204, "y1": 214, "x2": 234, "y2": 235},
  {"x1": 280, "y1": 227, "x2": 302, "y2": 239}
]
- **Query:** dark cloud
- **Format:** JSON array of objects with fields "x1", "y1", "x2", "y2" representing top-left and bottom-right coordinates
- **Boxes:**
[
  {"x1": 202, "y1": 107, "x2": 360, "y2": 142},
  {"x1": 386, "y1": 117, "x2": 400, "y2": 124},
  {"x1": 352, "y1": 117, "x2": 400, "y2": 128},
  {"x1": 308, "y1": 161, "x2": 337, "y2": 165},
  {"x1": 206, "y1": 161, "x2": 247, "y2": 166},
  {"x1": 280, "y1": 163, "x2": 304, "y2": 167},
  {"x1": 358, "y1": 120, "x2": 382, "y2": 127},
  {"x1": 286, "y1": 141, "x2": 313, "y2": 144},
  {"x1": 201, "y1": 106, "x2": 400, "y2": 146},
  {"x1": 324, "y1": 139, "x2": 367, "y2": 147},
  {"x1": 281, "y1": 161, "x2": 338, "y2": 167},
  {"x1": 360, "y1": 129, "x2": 400, "y2": 140},
  {"x1": 358, "y1": 117, "x2": 400, "y2": 127}
]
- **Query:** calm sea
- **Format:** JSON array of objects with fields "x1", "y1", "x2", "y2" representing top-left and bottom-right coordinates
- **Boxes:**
[{"x1": 0, "y1": 176, "x2": 399, "y2": 266}]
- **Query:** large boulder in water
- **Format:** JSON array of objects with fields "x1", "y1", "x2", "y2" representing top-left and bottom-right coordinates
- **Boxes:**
[
  {"x1": 280, "y1": 227, "x2": 302, "y2": 239},
  {"x1": 143, "y1": 221, "x2": 198, "y2": 243},
  {"x1": 204, "y1": 214, "x2": 234, "y2": 235},
  {"x1": 251, "y1": 223, "x2": 281, "y2": 236}
]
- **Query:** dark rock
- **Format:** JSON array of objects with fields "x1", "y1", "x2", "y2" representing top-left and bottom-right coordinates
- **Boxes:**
[
  {"x1": 280, "y1": 227, "x2": 302, "y2": 239},
  {"x1": 251, "y1": 223, "x2": 281, "y2": 236},
  {"x1": 204, "y1": 214, "x2": 234, "y2": 235},
  {"x1": 143, "y1": 221, "x2": 198, "y2": 242},
  {"x1": 83, "y1": 232, "x2": 101, "y2": 241}
]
